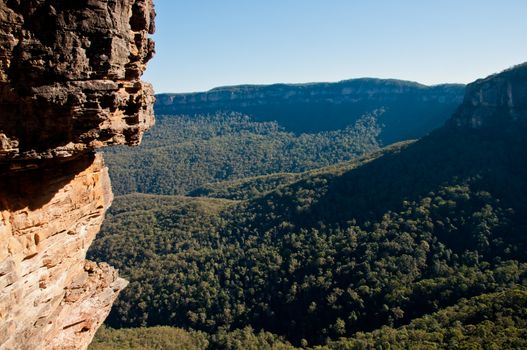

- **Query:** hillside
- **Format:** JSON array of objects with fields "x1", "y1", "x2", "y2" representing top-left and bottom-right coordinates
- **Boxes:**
[
  {"x1": 89, "y1": 64, "x2": 527, "y2": 347},
  {"x1": 156, "y1": 79, "x2": 465, "y2": 144},
  {"x1": 105, "y1": 79, "x2": 464, "y2": 196},
  {"x1": 188, "y1": 142, "x2": 413, "y2": 200},
  {"x1": 104, "y1": 112, "x2": 381, "y2": 195},
  {"x1": 89, "y1": 288, "x2": 527, "y2": 350}
]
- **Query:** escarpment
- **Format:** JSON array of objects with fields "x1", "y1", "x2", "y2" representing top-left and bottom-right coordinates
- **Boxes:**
[
  {"x1": 156, "y1": 79, "x2": 465, "y2": 144},
  {"x1": 450, "y1": 63, "x2": 527, "y2": 129},
  {"x1": 0, "y1": 1, "x2": 155, "y2": 349},
  {"x1": 0, "y1": 155, "x2": 124, "y2": 350}
]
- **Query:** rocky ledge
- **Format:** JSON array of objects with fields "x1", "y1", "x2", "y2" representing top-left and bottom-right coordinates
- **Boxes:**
[
  {"x1": 0, "y1": 0, "x2": 156, "y2": 162},
  {"x1": 0, "y1": 0, "x2": 155, "y2": 349}
]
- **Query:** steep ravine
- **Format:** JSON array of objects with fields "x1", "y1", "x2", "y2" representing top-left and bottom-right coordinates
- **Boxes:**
[{"x1": 0, "y1": 1, "x2": 155, "y2": 349}]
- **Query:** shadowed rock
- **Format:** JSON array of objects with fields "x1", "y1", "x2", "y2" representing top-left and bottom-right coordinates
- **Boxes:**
[{"x1": 0, "y1": 0, "x2": 156, "y2": 161}]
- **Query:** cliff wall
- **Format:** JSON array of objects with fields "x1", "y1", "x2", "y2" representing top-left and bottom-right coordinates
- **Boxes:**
[
  {"x1": 451, "y1": 63, "x2": 527, "y2": 129},
  {"x1": 0, "y1": 1, "x2": 155, "y2": 349},
  {"x1": 0, "y1": 0, "x2": 155, "y2": 162}
]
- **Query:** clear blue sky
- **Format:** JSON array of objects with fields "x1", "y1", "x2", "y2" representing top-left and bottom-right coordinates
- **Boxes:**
[{"x1": 143, "y1": 0, "x2": 527, "y2": 93}]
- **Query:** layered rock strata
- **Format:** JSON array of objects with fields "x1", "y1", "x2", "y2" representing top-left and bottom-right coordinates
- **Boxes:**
[
  {"x1": 0, "y1": 0, "x2": 155, "y2": 349},
  {"x1": 0, "y1": 155, "x2": 125, "y2": 350},
  {"x1": 0, "y1": 0, "x2": 155, "y2": 162}
]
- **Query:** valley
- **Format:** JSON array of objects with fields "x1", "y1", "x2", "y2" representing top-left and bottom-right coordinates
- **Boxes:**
[{"x1": 89, "y1": 65, "x2": 527, "y2": 349}]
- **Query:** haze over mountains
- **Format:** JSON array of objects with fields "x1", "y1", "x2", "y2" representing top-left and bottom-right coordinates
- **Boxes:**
[{"x1": 91, "y1": 64, "x2": 527, "y2": 349}]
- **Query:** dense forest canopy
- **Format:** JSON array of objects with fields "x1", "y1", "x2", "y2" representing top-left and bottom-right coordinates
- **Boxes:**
[
  {"x1": 105, "y1": 80, "x2": 463, "y2": 196},
  {"x1": 89, "y1": 288, "x2": 527, "y2": 350},
  {"x1": 104, "y1": 112, "x2": 381, "y2": 195},
  {"x1": 90, "y1": 65, "x2": 527, "y2": 349},
  {"x1": 90, "y1": 118, "x2": 527, "y2": 347}
]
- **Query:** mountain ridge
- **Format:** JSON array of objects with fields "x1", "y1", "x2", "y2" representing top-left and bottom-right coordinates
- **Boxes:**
[
  {"x1": 155, "y1": 78, "x2": 465, "y2": 143},
  {"x1": 450, "y1": 62, "x2": 527, "y2": 129},
  {"x1": 169, "y1": 78, "x2": 464, "y2": 94}
]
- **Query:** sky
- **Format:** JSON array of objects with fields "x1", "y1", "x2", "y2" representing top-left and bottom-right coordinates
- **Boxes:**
[{"x1": 143, "y1": 0, "x2": 527, "y2": 93}]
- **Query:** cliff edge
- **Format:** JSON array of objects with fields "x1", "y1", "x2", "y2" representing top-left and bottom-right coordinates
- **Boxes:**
[
  {"x1": 0, "y1": 1, "x2": 155, "y2": 349},
  {"x1": 450, "y1": 63, "x2": 527, "y2": 129}
]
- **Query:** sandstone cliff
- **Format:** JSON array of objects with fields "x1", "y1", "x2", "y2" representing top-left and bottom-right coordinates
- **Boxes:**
[
  {"x1": 450, "y1": 62, "x2": 527, "y2": 129},
  {"x1": 0, "y1": 1, "x2": 155, "y2": 349},
  {"x1": 0, "y1": 0, "x2": 155, "y2": 162}
]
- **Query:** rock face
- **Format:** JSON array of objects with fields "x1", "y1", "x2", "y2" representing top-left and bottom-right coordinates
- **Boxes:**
[
  {"x1": 0, "y1": 155, "x2": 126, "y2": 350},
  {"x1": 0, "y1": 0, "x2": 155, "y2": 349},
  {"x1": 451, "y1": 63, "x2": 527, "y2": 129},
  {"x1": 0, "y1": 0, "x2": 155, "y2": 162}
]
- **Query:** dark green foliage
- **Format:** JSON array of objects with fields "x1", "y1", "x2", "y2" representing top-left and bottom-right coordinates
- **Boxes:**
[
  {"x1": 189, "y1": 172, "x2": 302, "y2": 201},
  {"x1": 319, "y1": 288, "x2": 527, "y2": 350},
  {"x1": 90, "y1": 67, "x2": 527, "y2": 348},
  {"x1": 91, "y1": 289, "x2": 527, "y2": 349},
  {"x1": 89, "y1": 115, "x2": 527, "y2": 345},
  {"x1": 187, "y1": 147, "x2": 385, "y2": 201},
  {"x1": 89, "y1": 326, "x2": 209, "y2": 350},
  {"x1": 208, "y1": 327, "x2": 296, "y2": 350},
  {"x1": 104, "y1": 112, "x2": 381, "y2": 195},
  {"x1": 90, "y1": 326, "x2": 295, "y2": 350}
]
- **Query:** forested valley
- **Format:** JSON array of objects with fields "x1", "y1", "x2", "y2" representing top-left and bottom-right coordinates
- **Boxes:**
[
  {"x1": 89, "y1": 67, "x2": 527, "y2": 349},
  {"x1": 104, "y1": 112, "x2": 382, "y2": 196},
  {"x1": 104, "y1": 78, "x2": 463, "y2": 197}
]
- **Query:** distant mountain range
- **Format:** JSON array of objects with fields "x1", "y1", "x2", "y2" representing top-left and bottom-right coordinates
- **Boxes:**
[
  {"x1": 156, "y1": 78, "x2": 465, "y2": 144},
  {"x1": 105, "y1": 78, "x2": 466, "y2": 196}
]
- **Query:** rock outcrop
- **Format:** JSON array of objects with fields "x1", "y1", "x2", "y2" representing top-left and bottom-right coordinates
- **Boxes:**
[
  {"x1": 0, "y1": 1, "x2": 155, "y2": 349},
  {"x1": 451, "y1": 62, "x2": 527, "y2": 129},
  {"x1": 0, "y1": 155, "x2": 125, "y2": 350},
  {"x1": 0, "y1": 0, "x2": 155, "y2": 163}
]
